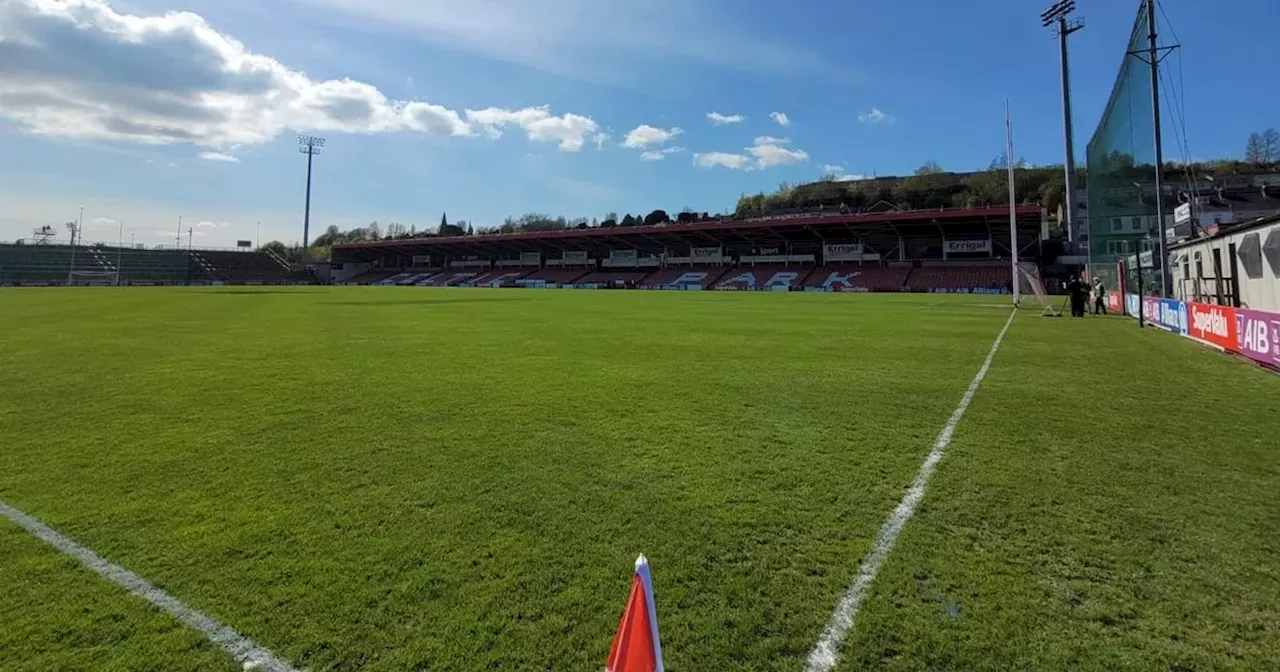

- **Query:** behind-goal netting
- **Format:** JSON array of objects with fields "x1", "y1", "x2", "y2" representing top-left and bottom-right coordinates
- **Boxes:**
[
  {"x1": 1015, "y1": 262, "x2": 1061, "y2": 317},
  {"x1": 68, "y1": 270, "x2": 118, "y2": 286}
]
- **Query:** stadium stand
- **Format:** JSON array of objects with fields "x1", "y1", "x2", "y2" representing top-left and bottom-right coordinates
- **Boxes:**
[
  {"x1": 904, "y1": 264, "x2": 1013, "y2": 293},
  {"x1": 346, "y1": 269, "x2": 400, "y2": 285},
  {"x1": 714, "y1": 265, "x2": 814, "y2": 291},
  {"x1": 518, "y1": 268, "x2": 591, "y2": 286},
  {"x1": 395, "y1": 272, "x2": 435, "y2": 285},
  {"x1": 0, "y1": 243, "x2": 291, "y2": 286},
  {"x1": 464, "y1": 269, "x2": 533, "y2": 286},
  {"x1": 575, "y1": 271, "x2": 651, "y2": 287},
  {"x1": 638, "y1": 267, "x2": 731, "y2": 289},
  {"x1": 419, "y1": 270, "x2": 484, "y2": 286},
  {"x1": 196, "y1": 250, "x2": 292, "y2": 284},
  {"x1": 802, "y1": 265, "x2": 912, "y2": 292}
]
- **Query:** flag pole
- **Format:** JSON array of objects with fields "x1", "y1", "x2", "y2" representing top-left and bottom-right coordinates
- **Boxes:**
[{"x1": 1006, "y1": 99, "x2": 1021, "y2": 306}]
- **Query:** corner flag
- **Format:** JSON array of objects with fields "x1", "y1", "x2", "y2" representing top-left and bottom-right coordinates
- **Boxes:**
[{"x1": 606, "y1": 554, "x2": 665, "y2": 672}]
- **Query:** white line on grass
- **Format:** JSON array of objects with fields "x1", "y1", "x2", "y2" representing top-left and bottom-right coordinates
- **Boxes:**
[
  {"x1": 0, "y1": 499, "x2": 299, "y2": 672},
  {"x1": 805, "y1": 308, "x2": 1016, "y2": 672}
]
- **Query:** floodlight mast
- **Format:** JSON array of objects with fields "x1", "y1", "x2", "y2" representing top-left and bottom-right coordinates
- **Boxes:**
[
  {"x1": 1042, "y1": 1, "x2": 1084, "y2": 250},
  {"x1": 298, "y1": 135, "x2": 325, "y2": 270}
]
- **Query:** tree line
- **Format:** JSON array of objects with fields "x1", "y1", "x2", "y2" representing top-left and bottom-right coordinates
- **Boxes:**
[{"x1": 266, "y1": 131, "x2": 1279, "y2": 262}]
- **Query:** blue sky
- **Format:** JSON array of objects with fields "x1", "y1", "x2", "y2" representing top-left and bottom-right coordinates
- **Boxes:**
[{"x1": 1, "y1": 0, "x2": 1276, "y2": 247}]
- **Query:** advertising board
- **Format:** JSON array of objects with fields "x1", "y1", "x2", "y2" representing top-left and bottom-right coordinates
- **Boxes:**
[
  {"x1": 1186, "y1": 302, "x2": 1237, "y2": 350},
  {"x1": 1237, "y1": 309, "x2": 1280, "y2": 369},
  {"x1": 823, "y1": 243, "x2": 863, "y2": 262},
  {"x1": 945, "y1": 239, "x2": 991, "y2": 254}
]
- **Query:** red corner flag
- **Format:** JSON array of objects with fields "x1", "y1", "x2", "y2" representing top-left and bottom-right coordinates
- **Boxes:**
[{"x1": 607, "y1": 554, "x2": 665, "y2": 672}]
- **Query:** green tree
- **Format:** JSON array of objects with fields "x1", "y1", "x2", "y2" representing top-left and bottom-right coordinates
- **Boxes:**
[
  {"x1": 642, "y1": 209, "x2": 670, "y2": 226},
  {"x1": 1246, "y1": 132, "x2": 1265, "y2": 164},
  {"x1": 915, "y1": 161, "x2": 944, "y2": 176}
]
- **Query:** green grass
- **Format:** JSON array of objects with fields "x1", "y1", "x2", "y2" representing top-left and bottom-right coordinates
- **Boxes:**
[{"x1": 0, "y1": 287, "x2": 1277, "y2": 671}]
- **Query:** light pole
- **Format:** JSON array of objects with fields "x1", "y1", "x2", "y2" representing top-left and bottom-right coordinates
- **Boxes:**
[
  {"x1": 66, "y1": 206, "x2": 83, "y2": 285},
  {"x1": 298, "y1": 135, "x2": 325, "y2": 269},
  {"x1": 256, "y1": 221, "x2": 261, "y2": 250},
  {"x1": 1042, "y1": 1, "x2": 1084, "y2": 249},
  {"x1": 116, "y1": 220, "x2": 124, "y2": 286}
]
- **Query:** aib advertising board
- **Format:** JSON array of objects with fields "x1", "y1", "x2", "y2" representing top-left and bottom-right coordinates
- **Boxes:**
[{"x1": 1236, "y1": 309, "x2": 1280, "y2": 369}]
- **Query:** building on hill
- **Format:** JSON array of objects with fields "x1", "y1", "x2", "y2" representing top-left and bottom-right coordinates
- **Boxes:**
[
  {"x1": 1166, "y1": 212, "x2": 1280, "y2": 312},
  {"x1": 1087, "y1": 172, "x2": 1280, "y2": 268}
]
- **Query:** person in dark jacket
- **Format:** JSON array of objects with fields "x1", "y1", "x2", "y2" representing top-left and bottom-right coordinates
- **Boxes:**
[
  {"x1": 1065, "y1": 275, "x2": 1089, "y2": 318},
  {"x1": 1092, "y1": 277, "x2": 1107, "y2": 315}
]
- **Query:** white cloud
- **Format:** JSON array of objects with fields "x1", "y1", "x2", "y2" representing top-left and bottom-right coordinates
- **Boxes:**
[
  {"x1": 639, "y1": 147, "x2": 685, "y2": 161},
  {"x1": 695, "y1": 136, "x2": 809, "y2": 171},
  {"x1": 294, "y1": 0, "x2": 838, "y2": 85},
  {"x1": 858, "y1": 108, "x2": 894, "y2": 125},
  {"x1": 621, "y1": 124, "x2": 682, "y2": 149},
  {"x1": 706, "y1": 112, "x2": 745, "y2": 125},
  {"x1": 693, "y1": 152, "x2": 750, "y2": 170},
  {"x1": 195, "y1": 221, "x2": 218, "y2": 228},
  {"x1": 166, "y1": 162, "x2": 178, "y2": 168},
  {"x1": 464, "y1": 106, "x2": 599, "y2": 151},
  {"x1": 823, "y1": 165, "x2": 871, "y2": 181},
  {"x1": 770, "y1": 112, "x2": 791, "y2": 127},
  {"x1": 198, "y1": 152, "x2": 240, "y2": 163},
  {"x1": 88, "y1": 216, "x2": 117, "y2": 228},
  {"x1": 217, "y1": 222, "x2": 232, "y2": 227},
  {"x1": 593, "y1": 132, "x2": 609, "y2": 150},
  {"x1": 0, "y1": 0, "x2": 596, "y2": 153},
  {"x1": 748, "y1": 136, "x2": 807, "y2": 168}
]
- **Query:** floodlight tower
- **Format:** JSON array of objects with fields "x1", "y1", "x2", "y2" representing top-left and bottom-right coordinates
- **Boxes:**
[
  {"x1": 1042, "y1": 1, "x2": 1084, "y2": 246},
  {"x1": 298, "y1": 135, "x2": 325, "y2": 269}
]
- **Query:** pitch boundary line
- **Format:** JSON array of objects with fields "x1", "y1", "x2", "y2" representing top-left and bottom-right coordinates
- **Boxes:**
[
  {"x1": 0, "y1": 499, "x2": 299, "y2": 672},
  {"x1": 805, "y1": 308, "x2": 1017, "y2": 672}
]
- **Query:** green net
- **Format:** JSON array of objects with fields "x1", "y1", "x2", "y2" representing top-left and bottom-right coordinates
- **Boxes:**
[{"x1": 1085, "y1": 1, "x2": 1162, "y2": 294}]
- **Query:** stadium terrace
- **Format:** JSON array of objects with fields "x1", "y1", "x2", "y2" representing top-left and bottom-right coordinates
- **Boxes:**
[{"x1": 331, "y1": 205, "x2": 1045, "y2": 293}]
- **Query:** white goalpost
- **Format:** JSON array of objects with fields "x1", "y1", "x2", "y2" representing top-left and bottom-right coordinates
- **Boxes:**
[{"x1": 1005, "y1": 100, "x2": 1021, "y2": 308}]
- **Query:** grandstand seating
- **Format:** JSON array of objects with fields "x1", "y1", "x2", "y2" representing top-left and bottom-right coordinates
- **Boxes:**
[
  {"x1": 346, "y1": 269, "x2": 400, "y2": 285},
  {"x1": 197, "y1": 250, "x2": 291, "y2": 284},
  {"x1": 0, "y1": 244, "x2": 291, "y2": 286},
  {"x1": 419, "y1": 270, "x2": 484, "y2": 286},
  {"x1": 518, "y1": 268, "x2": 591, "y2": 285},
  {"x1": 905, "y1": 265, "x2": 1012, "y2": 292},
  {"x1": 639, "y1": 267, "x2": 731, "y2": 289},
  {"x1": 575, "y1": 271, "x2": 650, "y2": 286},
  {"x1": 802, "y1": 265, "x2": 912, "y2": 292},
  {"x1": 714, "y1": 265, "x2": 814, "y2": 291},
  {"x1": 395, "y1": 272, "x2": 435, "y2": 285},
  {"x1": 465, "y1": 269, "x2": 532, "y2": 286}
]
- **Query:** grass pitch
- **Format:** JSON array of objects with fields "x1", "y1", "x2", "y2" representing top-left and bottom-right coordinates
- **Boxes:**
[{"x1": 1, "y1": 287, "x2": 1277, "y2": 671}]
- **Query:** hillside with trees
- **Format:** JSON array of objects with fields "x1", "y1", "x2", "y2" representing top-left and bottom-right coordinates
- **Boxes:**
[{"x1": 287, "y1": 132, "x2": 1279, "y2": 261}]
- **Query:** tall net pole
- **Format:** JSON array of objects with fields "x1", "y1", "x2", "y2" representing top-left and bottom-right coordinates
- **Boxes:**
[
  {"x1": 1006, "y1": 100, "x2": 1020, "y2": 304},
  {"x1": 1146, "y1": 0, "x2": 1171, "y2": 296}
]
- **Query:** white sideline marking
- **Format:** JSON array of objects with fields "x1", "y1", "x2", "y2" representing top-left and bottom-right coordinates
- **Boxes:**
[
  {"x1": 805, "y1": 309, "x2": 1016, "y2": 672},
  {"x1": 0, "y1": 499, "x2": 299, "y2": 672}
]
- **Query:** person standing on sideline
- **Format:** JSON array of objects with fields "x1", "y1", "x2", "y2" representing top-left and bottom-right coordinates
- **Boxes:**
[
  {"x1": 1092, "y1": 277, "x2": 1107, "y2": 315},
  {"x1": 1065, "y1": 274, "x2": 1088, "y2": 318}
]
